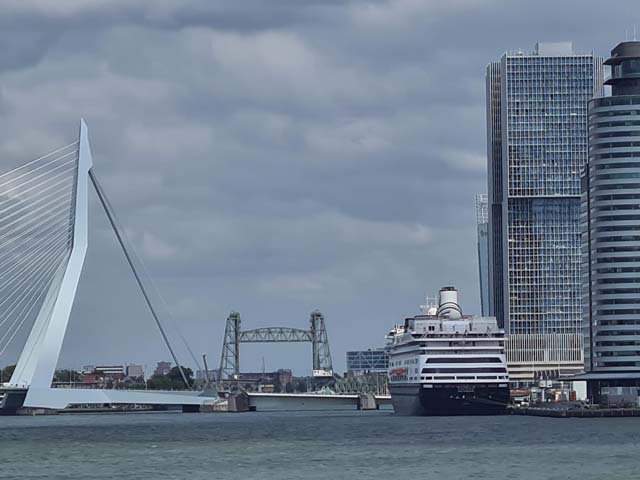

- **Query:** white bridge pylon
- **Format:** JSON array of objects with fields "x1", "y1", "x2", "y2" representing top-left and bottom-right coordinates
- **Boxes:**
[
  {"x1": 10, "y1": 120, "x2": 92, "y2": 395},
  {"x1": 1, "y1": 120, "x2": 215, "y2": 409}
]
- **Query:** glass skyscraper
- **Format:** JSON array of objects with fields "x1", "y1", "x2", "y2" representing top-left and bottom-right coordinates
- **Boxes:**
[
  {"x1": 487, "y1": 42, "x2": 604, "y2": 383},
  {"x1": 583, "y1": 41, "x2": 640, "y2": 386}
]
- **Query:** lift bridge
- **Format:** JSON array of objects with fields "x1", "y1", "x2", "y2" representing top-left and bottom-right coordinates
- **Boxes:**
[{"x1": 218, "y1": 311, "x2": 333, "y2": 387}]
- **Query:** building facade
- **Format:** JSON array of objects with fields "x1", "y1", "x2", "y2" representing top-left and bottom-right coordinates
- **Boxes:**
[
  {"x1": 582, "y1": 41, "x2": 640, "y2": 384},
  {"x1": 126, "y1": 365, "x2": 144, "y2": 379},
  {"x1": 346, "y1": 349, "x2": 389, "y2": 376},
  {"x1": 476, "y1": 194, "x2": 490, "y2": 316},
  {"x1": 487, "y1": 42, "x2": 604, "y2": 382},
  {"x1": 153, "y1": 361, "x2": 172, "y2": 377}
]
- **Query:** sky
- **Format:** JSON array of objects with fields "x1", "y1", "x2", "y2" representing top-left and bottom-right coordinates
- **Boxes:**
[{"x1": 0, "y1": 0, "x2": 638, "y2": 376}]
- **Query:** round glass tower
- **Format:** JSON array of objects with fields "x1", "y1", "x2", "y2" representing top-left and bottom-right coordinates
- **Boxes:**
[{"x1": 585, "y1": 41, "x2": 640, "y2": 373}]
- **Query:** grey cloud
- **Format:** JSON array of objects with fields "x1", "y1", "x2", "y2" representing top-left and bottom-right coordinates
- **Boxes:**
[{"x1": 0, "y1": 0, "x2": 634, "y2": 373}]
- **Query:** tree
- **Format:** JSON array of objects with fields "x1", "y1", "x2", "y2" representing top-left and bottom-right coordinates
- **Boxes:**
[
  {"x1": 147, "y1": 374, "x2": 173, "y2": 390},
  {"x1": 296, "y1": 379, "x2": 308, "y2": 393},
  {"x1": 285, "y1": 382, "x2": 294, "y2": 393},
  {"x1": 272, "y1": 374, "x2": 282, "y2": 393},
  {"x1": 167, "y1": 366, "x2": 193, "y2": 390}
]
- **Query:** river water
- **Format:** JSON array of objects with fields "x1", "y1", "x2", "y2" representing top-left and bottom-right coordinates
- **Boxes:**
[{"x1": 1, "y1": 411, "x2": 639, "y2": 479}]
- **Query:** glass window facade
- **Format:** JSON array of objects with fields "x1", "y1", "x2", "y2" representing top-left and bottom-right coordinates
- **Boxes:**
[
  {"x1": 346, "y1": 350, "x2": 389, "y2": 374},
  {"x1": 487, "y1": 43, "x2": 604, "y2": 382},
  {"x1": 583, "y1": 42, "x2": 640, "y2": 373}
]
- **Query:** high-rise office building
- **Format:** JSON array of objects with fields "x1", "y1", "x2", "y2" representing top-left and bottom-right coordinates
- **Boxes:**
[
  {"x1": 476, "y1": 194, "x2": 489, "y2": 316},
  {"x1": 487, "y1": 42, "x2": 604, "y2": 383},
  {"x1": 582, "y1": 42, "x2": 640, "y2": 393}
]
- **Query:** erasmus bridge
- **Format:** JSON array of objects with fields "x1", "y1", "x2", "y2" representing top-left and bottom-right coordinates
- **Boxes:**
[
  {"x1": 0, "y1": 120, "x2": 219, "y2": 412},
  {"x1": 0, "y1": 121, "x2": 390, "y2": 414}
]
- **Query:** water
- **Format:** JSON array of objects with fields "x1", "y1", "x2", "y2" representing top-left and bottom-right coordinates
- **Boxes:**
[{"x1": 1, "y1": 411, "x2": 639, "y2": 479}]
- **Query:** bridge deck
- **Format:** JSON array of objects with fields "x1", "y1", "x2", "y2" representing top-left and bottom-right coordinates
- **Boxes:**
[{"x1": 19, "y1": 387, "x2": 219, "y2": 409}]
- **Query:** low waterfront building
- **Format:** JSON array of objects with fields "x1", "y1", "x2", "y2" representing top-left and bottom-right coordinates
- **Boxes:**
[
  {"x1": 195, "y1": 369, "x2": 218, "y2": 383},
  {"x1": 94, "y1": 365, "x2": 125, "y2": 380},
  {"x1": 126, "y1": 365, "x2": 144, "y2": 379},
  {"x1": 346, "y1": 349, "x2": 389, "y2": 376},
  {"x1": 153, "y1": 361, "x2": 172, "y2": 377}
]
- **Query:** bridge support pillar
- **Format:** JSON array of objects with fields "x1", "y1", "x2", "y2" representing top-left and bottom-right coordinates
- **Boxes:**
[
  {"x1": 358, "y1": 393, "x2": 378, "y2": 410},
  {"x1": 228, "y1": 392, "x2": 250, "y2": 412}
]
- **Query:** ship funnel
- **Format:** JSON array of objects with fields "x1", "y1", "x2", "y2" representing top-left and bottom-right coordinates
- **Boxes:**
[{"x1": 436, "y1": 286, "x2": 462, "y2": 319}]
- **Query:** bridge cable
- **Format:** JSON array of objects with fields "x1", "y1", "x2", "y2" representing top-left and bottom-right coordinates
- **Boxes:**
[
  {"x1": 0, "y1": 254, "x2": 67, "y2": 355},
  {"x1": 88, "y1": 170, "x2": 191, "y2": 389},
  {"x1": 0, "y1": 142, "x2": 77, "y2": 378}
]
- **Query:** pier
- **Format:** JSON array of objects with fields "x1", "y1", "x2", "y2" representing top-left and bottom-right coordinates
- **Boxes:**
[{"x1": 509, "y1": 406, "x2": 640, "y2": 418}]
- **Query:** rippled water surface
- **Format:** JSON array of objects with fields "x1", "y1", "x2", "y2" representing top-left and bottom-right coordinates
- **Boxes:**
[{"x1": 1, "y1": 411, "x2": 640, "y2": 479}]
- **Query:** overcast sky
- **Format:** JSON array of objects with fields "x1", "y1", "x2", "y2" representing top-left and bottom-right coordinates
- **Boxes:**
[{"x1": 0, "y1": 0, "x2": 637, "y2": 375}]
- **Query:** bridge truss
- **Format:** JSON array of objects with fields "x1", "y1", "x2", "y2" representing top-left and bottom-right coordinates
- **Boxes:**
[{"x1": 219, "y1": 311, "x2": 333, "y2": 385}]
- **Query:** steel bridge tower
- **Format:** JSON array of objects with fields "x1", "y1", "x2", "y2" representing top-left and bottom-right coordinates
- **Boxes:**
[{"x1": 219, "y1": 310, "x2": 333, "y2": 383}]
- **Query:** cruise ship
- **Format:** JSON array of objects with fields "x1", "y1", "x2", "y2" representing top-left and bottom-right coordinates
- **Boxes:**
[{"x1": 387, "y1": 286, "x2": 509, "y2": 415}]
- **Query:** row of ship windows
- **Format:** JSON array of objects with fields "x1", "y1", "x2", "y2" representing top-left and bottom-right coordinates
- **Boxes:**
[
  {"x1": 421, "y1": 367, "x2": 507, "y2": 374},
  {"x1": 390, "y1": 376, "x2": 509, "y2": 383},
  {"x1": 421, "y1": 376, "x2": 508, "y2": 381},
  {"x1": 390, "y1": 356, "x2": 504, "y2": 367},
  {"x1": 388, "y1": 358, "x2": 419, "y2": 367}
]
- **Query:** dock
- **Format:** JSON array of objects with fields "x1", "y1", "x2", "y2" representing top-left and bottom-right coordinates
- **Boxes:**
[{"x1": 509, "y1": 406, "x2": 640, "y2": 418}]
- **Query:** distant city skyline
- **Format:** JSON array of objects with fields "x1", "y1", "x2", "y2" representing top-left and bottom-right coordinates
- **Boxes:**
[{"x1": 0, "y1": 2, "x2": 639, "y2": 375}]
